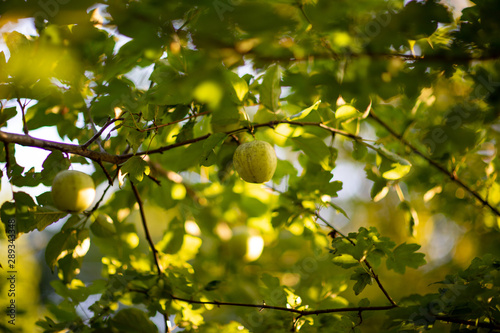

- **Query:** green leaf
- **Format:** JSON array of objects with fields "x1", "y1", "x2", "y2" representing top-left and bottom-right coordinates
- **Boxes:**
[
  {"x1": 352, "y1": 141, "x2": 368, "y2": 161},
  {"x1": 335, "y1": 105, "x2": 361, "y2": 123},
  {"x1": 161, "y1": 141, "x2": 205, "y2": 172},
  {"x1": 260, "y1": 64, "x2": 281, "y2": 112},
  {"x1": 121, "y1": 156, "x2": 151, "y2": 182},
  {"x1": 8, "y1": 192, "x2": 36, "y2": 236},
  {"x1": 292, "y1": 135, "x2": 333, "y2": 170},
  {"x1": 351, "y1": 268, "x2": 372, "y2": 295},
  {"x1": 0, "y1": 51, "x2": 7, "y2": 82},
  {"x1": 386, "y1": 243, "x2": 426, "y2": 274},
  {"x1": 200, "y1": 132, "x2": 227, "y2": 167},
  {"x1": 90, "y1": 214, "x2": 117, "y2": 238},
  {"x1": 45, "y1": 229, "x2": 79, "y2": 271},
  {"x1": 370, "y1": 181, "x2": 389, "y2": 202},
  {"x1": 376, "y1": 146, "x2": 411, "y2": 166},
  {"x1": 157, "y1": 218, "x2": 185, "y2": 254},
  {"x1": 0, "y1": 106, "x2": 17, "y2": 126},
  {"x1": 376, "y1": 147, "x2": 412, "y2": 180},
  {"x1": 193, "y1": 81, "x2": 223, "y2": 109},
  {"x1": 358, "y1": 298, "x2": 370, "y2": 307},
  {"x1": 271, "y1": 206, "x2": 295, "y2": 228},
  {"x1": 261, "y1": 273, "x2": 287, "y2": 306},
  {"x1": 210, "y1": 102, "x2": 241, "y2": 128},
  {"x1": 40, "y1": 151, "x2": 70, "y2": 186},
  {"x1": 331, "y1": 227, "x2": 396, "y2": 270},
  {"x1": 111, "y1": 308, "x2": 158, "y2": 333},
  {"x1": 329, "y1": 201, "x2": 349, "y2": 218},
  {"x1": 332, "y1": 254, "x2": 359, "y2": 269},
  {"x1": 34, "y1": 206, "x2": 68, "y2": 231},
  {"x1": 398, "y1": 201, "x2": 419, "y2": 236},
  {"x1": 379, "y1": 160, "x2": 411, "y2": 180},
  {"x1": 226, "y1": 71, "x2": 249, "y2": 103},
  {"x1": 287, "y1": 100, "x2": 321, "y2": 121},
  {"x1": 49, "y1": 229, "x2": 89, "y2": 283}
]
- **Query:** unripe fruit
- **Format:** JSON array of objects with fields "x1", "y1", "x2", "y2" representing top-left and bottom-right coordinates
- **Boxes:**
[
  {"x1": 51, "y1": 170, "x2": 96, "y2": 213},
  {"x1": 233, "y1": 140, "x2": 277, "y2": 183}
]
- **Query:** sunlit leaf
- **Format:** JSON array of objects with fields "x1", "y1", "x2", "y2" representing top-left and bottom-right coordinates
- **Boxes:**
[
  {"x1": 386, "y1": 243, "x2": 426, "y2": 274},
  {"x1": 121, "y1": 156, "x2": 151, "y2": 182},
  {"x1": 335, "y1": 105, "x2": 360, "y2": 123},
  {"x1": 226, "y1": 71, "x2": 249, "y2": 103},
  {"x1": 194, "y1": 81, "x2": 223, "y2": 109},
  {"x1": 287, "y1": 100, "x2": 321, "y2": 121}
]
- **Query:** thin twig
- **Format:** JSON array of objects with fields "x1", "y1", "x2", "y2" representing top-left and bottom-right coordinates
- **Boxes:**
[
  {"x1": 368, "y1": 111, "x2": 500, "y2": 217},
  {"x1": 4, "y1": 142, "x2": 10, "y2": 173},
  {"x1": 16, "y1": 97, "x2": 29, "y2": 135},
  {"x1": 82, "y1": 118, "x2": 123, "y2": 149},
  {"x1": 129, "y1": 180, "x2": 170, "y2": 332},
  {"x1": 297, "y1": 3, "x2": 311, "y2": 25},
  {"x1": 363, "y1": 261, "x2": 397, "y2": 306},
  {"x1": 130, "y1": 181, "x2": 162, "y2": 273},
  {"x1": 125, "y1": 110, "x2": 211, "y2": 133},
  {"x1": 89, "y1": 181, "x2": 113, "y2": 214},
  {"x1": 96, "y1": 160, "x2": 113, "y2": 185}
]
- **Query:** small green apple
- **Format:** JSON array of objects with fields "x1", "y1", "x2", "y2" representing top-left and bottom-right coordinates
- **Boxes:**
[
  {"x1": 51, "y1": 170, "x2": 96, "y2": 213},
  {"x1": 233, "y1": 140, "x2": 277, "y2": 183}
]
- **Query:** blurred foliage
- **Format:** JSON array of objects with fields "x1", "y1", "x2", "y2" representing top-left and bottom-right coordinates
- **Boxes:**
[{"x1": 0, "y1": 0, "x2": 499, "y2": 332}]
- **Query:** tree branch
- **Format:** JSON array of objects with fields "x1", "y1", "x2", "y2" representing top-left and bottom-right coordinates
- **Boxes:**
[
  {"x1": 246, "y1": 49, "x2": 500, "y2": 63},
  {"x1": 170, "y1": 294, "x2": 396, "y2": 316},
  {"x1": 0, "y1": 118, "x2": 363, "y2": 167},
  {"x1": 0, "y1": 130, "x2": 124, "y2": 164},
  {"x1": 2, "y1": 116, "x2": 497, "y2": 220},
  {"x1": 434, "y1": 315, "x2": 500, "y2": 330},
  {"x1": 134, "y1": 291, "x2": 500, "y2": 330},
  {"x1": 368, "y1": 112, "x2": 500, "y2": 217}
]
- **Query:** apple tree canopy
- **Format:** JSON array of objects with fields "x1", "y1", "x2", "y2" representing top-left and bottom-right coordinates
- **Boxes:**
[{"x1": 0, "y1": 0, "x2": 500, "y2": 332}]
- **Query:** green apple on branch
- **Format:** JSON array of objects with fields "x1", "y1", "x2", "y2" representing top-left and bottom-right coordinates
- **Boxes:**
[
  {"x1": 51, "y1": 170, "x2": 96, "y2": 213},
  {"x1": 233, "y1": 140, "x2": 277, "y2": 183}
]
